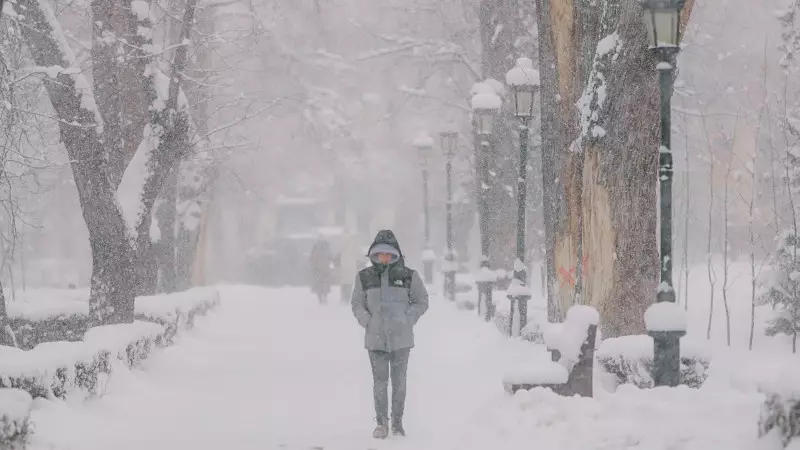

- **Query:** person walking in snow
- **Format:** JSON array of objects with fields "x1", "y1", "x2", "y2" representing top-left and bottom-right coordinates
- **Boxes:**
[
  {"x1": 309, "y1": 237, "x2": 333, "y2": 304},
  {"x1": 350, "y1": 230, "x2": 429, "y2": 439}
]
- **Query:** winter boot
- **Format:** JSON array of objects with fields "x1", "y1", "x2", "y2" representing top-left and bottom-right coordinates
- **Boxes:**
[
  {"x1": 373, "y1": 419, "x2": 389, "y2": 439},
  {"x1": 391, "y1": 417, "x2": 405, "y2": 437}
]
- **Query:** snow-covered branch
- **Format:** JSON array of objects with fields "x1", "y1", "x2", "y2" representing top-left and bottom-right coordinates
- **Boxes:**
[{"x1": 9, "y1": 0, "x2": 103, "y2": 134}]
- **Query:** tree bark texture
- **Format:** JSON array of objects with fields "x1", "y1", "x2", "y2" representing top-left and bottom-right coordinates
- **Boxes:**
[
  {"x1": 155, "y1": 168, "x2": 179, "y2": 293},
  {"x1": 15, "y1": 0, "x2": 199, "y2": 320},
  {"x1": 91, "y1": 0, "x2": 153, "y2": 187},
  {"x1": 534, "y1": 0, "x2": 696, "y2": 337},
  {"x1": 0, "y1": 279, "x2": 12, "y2": 347},
  {"x1": 175, "y1": 161, "x2": 206, "y2": 290},
  {"x1": 130, "y1": 0, "x2": 196, "y2": 296},
  {"x1": 15, "y1": 0, "x2": 136, "y2": 325}
]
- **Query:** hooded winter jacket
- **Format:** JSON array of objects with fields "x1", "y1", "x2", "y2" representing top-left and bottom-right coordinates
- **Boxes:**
[{"x1": 351, "y1": 230, "x2": 429, "y2": 352}]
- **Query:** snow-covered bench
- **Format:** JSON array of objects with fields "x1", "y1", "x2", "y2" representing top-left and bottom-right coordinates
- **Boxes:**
[{"x1": 503, "y1": 305, "x2": 599, "y2": 397}]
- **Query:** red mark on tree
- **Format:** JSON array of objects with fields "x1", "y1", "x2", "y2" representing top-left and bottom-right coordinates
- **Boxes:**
[{"x1": 557, "y1": 255, "x2": 589, "y2": 288}]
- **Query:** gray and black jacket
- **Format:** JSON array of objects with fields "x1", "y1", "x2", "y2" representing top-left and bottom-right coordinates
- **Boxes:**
[{"x1": 351, "y1": 230, "x2": 429, "y2": 352}]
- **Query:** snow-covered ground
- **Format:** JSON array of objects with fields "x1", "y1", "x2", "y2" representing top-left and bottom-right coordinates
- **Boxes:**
[{"x1": 21, "y1": 279, "x2": 785, "y2": 450}]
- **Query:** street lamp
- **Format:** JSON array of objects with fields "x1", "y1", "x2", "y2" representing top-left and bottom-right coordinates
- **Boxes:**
[
  {"x1": 414, "y1": 132, "x2": 436, "y2": 284},
  {"x1": 440, "y1": 131, "x2": 458, "y2": 302},
  {"x1": 505, "y1": 57, "x2": 540, "y2": 337},
  {"x1": 640, "y1": 0, "x2": 685, "y2": 387},
  {"x1": 471, "y1": 85, "x2": 502, "y2": 322}
]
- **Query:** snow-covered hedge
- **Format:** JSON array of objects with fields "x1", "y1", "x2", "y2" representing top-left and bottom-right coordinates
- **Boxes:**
[
  {"x1": 0, "y1": 288, "x2": 220, "y2": 400},
  {"x1": 8, "y1": 314, "x2": 89, "y2": 350},
  {"x1": 758, "y1": 367, "x2": 800, "y2": 449},
  {"x1": 0, "y1": 388, "x2": 32, "y2": 449},
  {"x1": 493, "y1": 310, "x2": 511, "y2": 335},
  {"x1": 7, "y1": 287, "x2": 219, "y2": 350},
  {"x1": 759, "y1": 393, "x2": 800, "y2": 448},
  {"x1": 134, "y1": 287, "x2": 221, "y2": 346},
  {"x1": 596, "y1": 335, "x2": 711, "y2": 389}
]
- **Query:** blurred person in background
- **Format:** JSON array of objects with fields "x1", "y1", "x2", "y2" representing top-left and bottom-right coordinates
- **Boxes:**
[{"x1": 309, "y1": 237, "x2": 333, "y2": 304}]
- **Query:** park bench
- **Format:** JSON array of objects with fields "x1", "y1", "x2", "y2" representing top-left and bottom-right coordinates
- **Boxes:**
[{"x1": 502, "y1": 305, "x2": 598, "y2": 397}]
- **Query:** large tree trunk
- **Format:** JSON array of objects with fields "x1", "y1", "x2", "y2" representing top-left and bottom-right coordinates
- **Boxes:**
[
  {"x1": 130, "y1": 0, "x2": 197, "y2": 295},
  {"x1": 16, "y1": 0, "x2": 198, "y2": 318},
  {"x1": 91, "y1": 0, "x2": 152, "y2": 186},
  {"x1": 175, "y1": 1, "x2": 214, "y2": 290},
  {"x1": 534, "y1": 0, "x2": 584, "y2": 322},
  {"x1": 15, "y1": 0, "x2": 136, "y2": 325},
  {"x1": 535, "y1": 0, "x2": 694, "y2": 337}
]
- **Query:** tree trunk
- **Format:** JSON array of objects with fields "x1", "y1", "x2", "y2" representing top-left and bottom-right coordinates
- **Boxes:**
[
  {"x1": 131, "y1": 0, "x2": 197, "y2": 295},
  {"x1": 536, "y1": 0, "x2": 673, "y2": 337},
  {"x1": 91, "y1": 0, "x2": 152, "y2": 186},
  {"x1": 0, "y1": 280, "x2": 13, "y2": 347},
  {"x1": 15, "y1": 0, "x2": 136, "y2": 325},
  {"x1": 174, "y1": 2, "x2": 215, "y2": 290},
  {"x1": 175, "y1": 167, "x2": 204, "y2": 290},
  {"x1": 722, "y1": 158, "x2": 732, "y2": 347},
  {"x1": 155, "y1": 168, "x2": 179, "y2": 293}
]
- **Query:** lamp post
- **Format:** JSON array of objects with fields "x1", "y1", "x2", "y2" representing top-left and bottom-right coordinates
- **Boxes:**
[
  {"x1": 505, "y1": 57, "x2": 540, "y2": 337},
  {"x1": 440, "y1": 131, "x2": 458, "y2": 302},
  {"x1": 640, "y1": 0, "x2": 685, "y2": 387},
  {"x1": 414, "y1": 132, "x2": 436, "y2": 285},
  {"x1": 470, "y1": 84, "x2": 502, "y2": 321}
]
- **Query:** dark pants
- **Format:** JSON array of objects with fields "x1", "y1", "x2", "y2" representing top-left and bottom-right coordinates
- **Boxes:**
[{"x1": 368, "y1": 348, "x2": 410, "y2": 423}]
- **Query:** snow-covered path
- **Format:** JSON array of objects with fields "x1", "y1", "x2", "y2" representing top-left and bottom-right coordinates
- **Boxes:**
[
  {"x1": 29, "y1": 285, "x2": 765, "y2": 450},
  {"x1": 28, "y1": 286, "x2": 513, "y2": 450}
]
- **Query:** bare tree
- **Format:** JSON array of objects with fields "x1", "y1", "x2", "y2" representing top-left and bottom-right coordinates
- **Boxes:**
[
  {"x1": 701, "y1": 113, "x2": 716, "y2": 340},
  {"x1": 8, "y1": 0, "x2": 198, "y2": 324},
  {"x1": 722, "y1": 133, "x2": 735, "y2": 347}
]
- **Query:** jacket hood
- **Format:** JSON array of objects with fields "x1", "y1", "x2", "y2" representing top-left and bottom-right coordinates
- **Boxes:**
[
  {"x1": 366, "y1": 230, "x2": 404, "y2": 268},
  {"x1": 367, "y1": 230, "x2": 402, "y2": 256}
]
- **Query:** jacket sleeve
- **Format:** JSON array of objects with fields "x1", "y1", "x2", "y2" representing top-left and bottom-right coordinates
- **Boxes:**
[
  {"x1": 351, "y1": 273, "x2": 370, "y2": 328},
  {"x1": 407, "y1": 270, "x2": 429, "y2": 324}
]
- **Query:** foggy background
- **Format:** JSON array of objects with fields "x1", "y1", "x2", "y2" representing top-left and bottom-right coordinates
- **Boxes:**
[{"x1": 0, "y1": 0, "x2": 792, "y2": 292}]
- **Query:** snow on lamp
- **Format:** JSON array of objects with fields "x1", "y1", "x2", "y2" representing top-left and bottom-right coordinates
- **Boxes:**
[
  {"x1": 470, "y1": 82, "x2": 494, "y2": 97},
  {"x1": 470, "y1": 90, "x2": 502, "y2": 136},
  {"x1": 413, "y1": 132, "x2": 434, "y2": 168},
  {"x1": 483, "y1": 78, "x2": 506, "y2": 97},
  {"x1": 505, "y1": 57, "x2": 540, "y2": 119},
  {"x1": 639, "y1": 0, "x2": 685, "y2": 50}
]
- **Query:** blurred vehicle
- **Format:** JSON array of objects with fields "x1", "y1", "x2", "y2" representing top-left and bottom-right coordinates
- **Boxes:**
[
  {"x1": 246, "y1": 196, "x2": 347, "y2": 287},
  {"x1": 247, "y1": 233, "x2": 319, "y2": 287}
]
